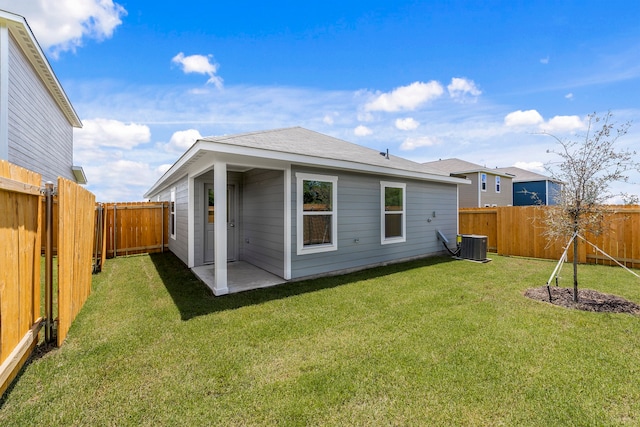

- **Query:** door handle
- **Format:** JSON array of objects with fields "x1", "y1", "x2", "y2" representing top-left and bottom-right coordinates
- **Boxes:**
[{"x1": 229, "y1": 223, "x2": 235, "y2": 227}]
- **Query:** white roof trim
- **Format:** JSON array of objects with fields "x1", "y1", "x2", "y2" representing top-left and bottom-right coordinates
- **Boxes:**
[
  {"x1": 0, "y1": 9, "x2": 82, "y2": 128},
  {"x1": 451, "y1": 169, "x2": 514, "y2": 178},
  {"x1": 145, "y1": 137, "x2": 470, "y2": 198}
]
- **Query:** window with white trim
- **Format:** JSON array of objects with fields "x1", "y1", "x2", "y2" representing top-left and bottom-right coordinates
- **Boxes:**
[
  {"x1": 481, "y1": 173, "x2": 487, "y2": 191},
  {"x1": 495, "y1": 176, "x2": 501, "y2": 193},
  {"x1": 169, "y1": 188, "x2": 176, "y2": 240},
  {"x1": 296, "y1": 173, "x2": 338, "y2": 254},
  {"x1": 381, "y1": 181, "x2": 406, "y2": 244}
]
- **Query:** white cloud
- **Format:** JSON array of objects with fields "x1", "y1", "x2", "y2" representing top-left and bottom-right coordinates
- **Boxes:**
[
  {"x1": 0, "y1": 0, "x2": 127, "y2": 58},
  {"x1": 504, "y1": 109, "x2": 544, "y2": 127},
  {"x1": 543, "y1": 115, "x2": 585, "y2": 132},
  {"x1": 513, "y1": 161, "x2": 545, "y2": 173},
  {"x1": 565, "y1": 93, "x2": 574, "y2": 100},
  {"x1": 447, "y1": 78, "x2": 482, "y2": 103},
  {"x1": 74, "y1": 118, "x2": 151, "y2": 149},
  {"x1": 323, "y1": 112, "x2": 339, "y2": 125},
  {"x1": 365, "y1": 81, "x2": 444, "y2": 112},
  {"x1": 166, "y1": 129, "x2": 202, "y2": 152},
  {"x1": 67, "y1": 78, "x2": 640, "y2": 203},
  {"x1": 156, "y1": 164, "x2": 172, "y2": 175},
  {"x1": 400, "y1": 136, "x2": 439, "y2": 150},
  {"x1": 354, "y1": 125, "x2": 372, "y2": 136},
  {"x1": 395, "y1": 117, "x2": 420, "y2": 131},
  {"x1": 172, "y1": 52, "x2": 223, "y2": 88},
  {"x1": 86, "y1": 159, "x2": 158, "y2": 202},
  {"x1": 357, "y1": 111, "x2": 374, "y2": 122},
  {"x1": 540, "y1": 57, "x2": 550, "y2": 65},
  {"x1": 505, "y1": 110, "x2": 585, "y2": 133}
]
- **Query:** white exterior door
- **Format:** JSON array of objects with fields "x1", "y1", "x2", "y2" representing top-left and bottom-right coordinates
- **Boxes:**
[{"x1": 204, "y1": 183, "x2": 237, "y2": 263}]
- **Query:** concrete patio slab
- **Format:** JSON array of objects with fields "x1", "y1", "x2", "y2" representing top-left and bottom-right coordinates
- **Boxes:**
[{"x1": 192, "y1": 261, "x2": 287, "y2": 294}]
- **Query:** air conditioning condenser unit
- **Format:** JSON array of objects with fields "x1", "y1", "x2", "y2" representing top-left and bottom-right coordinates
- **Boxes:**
[{"x1": 459, "y1": 234, "x2": 489, "y2": 262}]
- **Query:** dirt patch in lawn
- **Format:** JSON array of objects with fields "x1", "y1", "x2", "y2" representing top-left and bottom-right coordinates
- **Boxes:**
[{"x1": 525, "y1": 286, "x2": 640, "y2": 315}]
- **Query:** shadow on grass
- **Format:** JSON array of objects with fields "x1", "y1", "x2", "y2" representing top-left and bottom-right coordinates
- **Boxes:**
[{"x1": 149, "y1": 252, "x2": 456, "y2": 320}]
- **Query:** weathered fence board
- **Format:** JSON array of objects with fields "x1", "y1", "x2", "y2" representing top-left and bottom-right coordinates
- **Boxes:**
[
  {"x1": 0, "y1": 161, "x2": 43, "y2": 396},
  {"x1": 460, "y1": 206, "x2": 640, "y2": 267}
]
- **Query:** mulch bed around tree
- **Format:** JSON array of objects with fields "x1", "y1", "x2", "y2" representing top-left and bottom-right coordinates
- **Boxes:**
[{"x1": 524, "y1": 286, "x2": 640, "y2": 315}]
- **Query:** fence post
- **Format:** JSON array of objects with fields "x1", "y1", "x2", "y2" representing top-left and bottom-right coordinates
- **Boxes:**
[
  {"x1": 44, "y1": 181, "x2": 55, "y2": 344},
  {"x1": 161, "y1": 202, "x2": 164, "y2": 253},
  {"x1": 113, "y1": 204, "x2": 117, "y2": 258},
  {"x1": 93, "y1": 203, "x2": 104, "y2": 273}
]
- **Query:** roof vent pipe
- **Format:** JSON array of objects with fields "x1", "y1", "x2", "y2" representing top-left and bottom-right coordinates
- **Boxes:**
[{"x1": 379, "y1": 149, "x2": 389, "y2": 159}]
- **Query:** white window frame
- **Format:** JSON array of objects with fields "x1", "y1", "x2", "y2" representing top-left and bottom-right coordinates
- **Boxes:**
[
  {"x1": 169, "y1": 188, "x2": 176, "y2": 240},
  {"x1": 296, "y1": 173, "x2": 338, "y2": 255},
  {"x1": 480, "y1": 173, "x2": 487, "y2": 192},
  {"x1": 495, "y1": 176, "x2": 501, "y2": 193},
  {"x1": 380, "y1": 181, "x2": 406, "y2": 245}
]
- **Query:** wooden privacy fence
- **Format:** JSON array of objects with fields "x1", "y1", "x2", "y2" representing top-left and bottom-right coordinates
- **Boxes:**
[
  {"x1": 40, "y1": 201, "x2": 167, "y2": 262},
  {"x1": 56, "y1": 178, "x2": 96, "y2": 346},
  {"x1": 103, "y1": 202, "x2": 169, "y2": 258},
  {"x1": 459, "y1": 206, "x2": 640, "y2": 267},
  {"x1": 0, "y1": 161, "x2": 43, "y2": 397},
  {"x1": 0, "y1": 161, "x2": 96, "y2": 396}
]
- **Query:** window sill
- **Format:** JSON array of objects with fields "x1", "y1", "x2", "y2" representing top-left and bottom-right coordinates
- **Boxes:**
[
  {"x1": 297, "y1": 243, "x2": 337, "y2": 255},
  {"x1": 381, "y1": 237, "x2": 406, "y2": 245}
]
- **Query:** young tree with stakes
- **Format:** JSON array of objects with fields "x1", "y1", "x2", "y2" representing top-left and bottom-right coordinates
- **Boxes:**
[{"x1": 542, "y1": 111, "x2": 639, "y2": 302}]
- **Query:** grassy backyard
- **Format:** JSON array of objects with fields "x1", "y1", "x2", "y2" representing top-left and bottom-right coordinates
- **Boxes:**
[{"x1": 2, "y1": 252, "x2": 640, "y2": 425}]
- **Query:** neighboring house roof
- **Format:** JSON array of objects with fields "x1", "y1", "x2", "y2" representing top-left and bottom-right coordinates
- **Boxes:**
[
  {"x1": 422, "y1": 158, "x2": 513, "y2": 178},
  {"x1": 0, "y1": 9, "x2": 82, "y2": 128},
  {"x1": 145, "y1": 127, "x2": 469, "y2": 198},
  {"x1": 493, "y1": 166, "x2": 561, "y2": 183}
]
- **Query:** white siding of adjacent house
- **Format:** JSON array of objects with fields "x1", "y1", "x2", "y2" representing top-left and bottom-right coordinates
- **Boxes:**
[{"x1": 6, "y1": 33, "x2": 74, "y2": 183}]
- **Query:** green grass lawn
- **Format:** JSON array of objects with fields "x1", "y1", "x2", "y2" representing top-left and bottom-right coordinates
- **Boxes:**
[{"x1": 2, "y1": 252, "x2": 640, "y2": 426}]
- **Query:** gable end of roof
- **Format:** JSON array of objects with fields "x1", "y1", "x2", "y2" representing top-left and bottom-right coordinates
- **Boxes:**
[{"x1": 0, "y1": 9, "x2": 82, "y2": 128}]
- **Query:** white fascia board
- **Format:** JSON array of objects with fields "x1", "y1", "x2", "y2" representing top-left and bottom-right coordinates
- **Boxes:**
[
  {"x1": 144, "y1": 146, "x2": 201, "y2": 198},
  {"x1": 144, "y1": 139, "x2": 470, "y2": 199},
  {"x1": 0, "y1": 11, "x2": 81, "y2": 128},
  {"x1": 454, "y1": 168, "x2": 513, "y2": 179},
  {"x1": 198, "y1": 141, "x2": 470, "y2": 185}
]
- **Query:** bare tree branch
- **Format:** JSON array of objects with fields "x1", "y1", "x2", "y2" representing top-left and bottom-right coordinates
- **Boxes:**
[{"x1": 539, "y1": 111, "x2": 639, "y2": 302}]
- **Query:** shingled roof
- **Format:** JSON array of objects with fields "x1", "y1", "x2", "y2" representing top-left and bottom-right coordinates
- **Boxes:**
[
  {"x1": 423, "y1": 158, "x2": 513, "y2": 177},
  {"x1": 145, "y1": 127, "x2": 468, "y2": 198},
  {"x1": 201, "y1": 127, "x2": 449, "y2": 176},
  {"x1": 494, "y1": 166, "x2": 560, "y2": 183}
]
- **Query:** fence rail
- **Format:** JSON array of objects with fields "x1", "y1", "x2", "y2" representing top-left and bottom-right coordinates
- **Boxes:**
[{"x1": 459, "y1": 206, "x2": 640, "y2": 267}]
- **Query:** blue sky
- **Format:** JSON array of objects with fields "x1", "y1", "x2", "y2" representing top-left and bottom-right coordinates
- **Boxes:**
[{"x1": 2, "y1": 0, "x2": 639, "y2": 201}]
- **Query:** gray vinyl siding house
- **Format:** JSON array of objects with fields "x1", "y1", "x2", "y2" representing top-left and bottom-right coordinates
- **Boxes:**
[
  {"x1": 0, "y1": 9, "x2": 83, "y2": 183},
  {"x1": 145, "y1": 127, "x2": 468, "y2": 295},
  {"x1": 423, "y1": 158, "x2": 513, "y2": 208}
]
